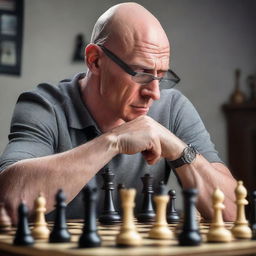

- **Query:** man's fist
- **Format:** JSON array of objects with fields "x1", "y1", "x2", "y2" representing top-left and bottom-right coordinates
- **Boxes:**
[{"x1": 110, "y1": 116, "x2": 186, "y2": 164}]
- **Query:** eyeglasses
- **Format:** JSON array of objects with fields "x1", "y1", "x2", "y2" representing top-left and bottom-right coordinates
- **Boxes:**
[{"x1": 99, "y1": 45, "x2": 180, "y2": 90}]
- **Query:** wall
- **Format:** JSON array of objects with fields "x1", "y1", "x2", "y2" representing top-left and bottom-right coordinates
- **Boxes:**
[{"x1": 0, "y1": 0, "x2": 255, "y2": 165}]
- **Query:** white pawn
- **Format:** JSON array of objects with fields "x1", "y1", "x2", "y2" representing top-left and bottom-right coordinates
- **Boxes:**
[
  {"x1": 148, "y1": 182, "x2": 173, "y2": 239},
  {"x1": 116, "y1": 189, "x2": 142, "y2": 246},
  {"x1": 231, "y1": 181, "x2": 252, "y2": 239},
  {"x1": 207, "y1": 188, "x2": 232, "y2": 242},
  {"x1": 32, "y1": 193, "x2": 50, "y2": 239}
]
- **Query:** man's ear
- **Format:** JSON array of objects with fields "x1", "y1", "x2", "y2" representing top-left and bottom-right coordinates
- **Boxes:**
[{"x1": 85, "y1": 44, "x2": 100, "y2": 75}]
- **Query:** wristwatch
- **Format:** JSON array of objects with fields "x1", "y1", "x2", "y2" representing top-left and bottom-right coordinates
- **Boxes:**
[{"x1": 169, "y1": 144, "x2": 197, "y2": 169}]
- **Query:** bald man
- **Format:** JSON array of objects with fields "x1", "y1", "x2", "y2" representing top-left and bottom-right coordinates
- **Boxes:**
[{"x1": 0, "y1": 3, "x2": 236, "y2": 223}]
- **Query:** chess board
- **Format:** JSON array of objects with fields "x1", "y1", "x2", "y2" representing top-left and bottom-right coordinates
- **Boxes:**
[{"x1": 0, "y1": 220, "x2": 256, "y2": 256}]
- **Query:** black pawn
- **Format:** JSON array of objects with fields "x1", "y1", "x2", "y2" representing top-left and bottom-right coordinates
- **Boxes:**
[
  {"x1": 13, "y1": 202, "x2": 34, "y2": 246},
  {"x1": 137, "y1": 174, "x2": 155, "y2": 223},
  {"x1": 167, "y1": 189, "x2": 180, "y2": 224},
  {"x1": 49, "y1": 189, "x2": 71, "y2": 243},
  {"x1": 98, "y1": 167, "x2": 121, "y2": 225},
  {"x1": 79, "y1": 186, "x2": 101, "y2": 248},
  {"x1": 251, "y1": 190, "x2": 256, "y2": 240},
  {"x1": 178, "y1": 188, "x2": 202, "y2": 246}
]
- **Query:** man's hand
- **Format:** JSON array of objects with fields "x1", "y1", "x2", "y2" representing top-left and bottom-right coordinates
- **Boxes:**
[
  {"x1": 110, "y1": 115, "x2": 186, "y2": 164},
  {"x1": 110, "y1": 117, "x2": 237, "y2": 222}
]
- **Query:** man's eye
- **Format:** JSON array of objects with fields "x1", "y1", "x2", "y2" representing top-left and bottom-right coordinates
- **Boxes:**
[
  {"x1": 157, "y1": 71, "x2": 167, "y2": 77},
  {"x1": 135, "y1": 69, "x2": 148, "y2": 73}
]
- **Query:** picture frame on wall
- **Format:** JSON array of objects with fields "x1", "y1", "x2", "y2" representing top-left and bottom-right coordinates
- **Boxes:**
[{"x1": 0, "y1": 0, "x2": 23, "y2": 75}]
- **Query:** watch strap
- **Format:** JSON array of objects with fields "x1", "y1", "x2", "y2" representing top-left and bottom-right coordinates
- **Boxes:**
[
  {"x1": 169, "y1": 144, "x2": 197, "y2": 169},
  {"x1": 170, "y1": 156, "x2": 187, "y2": 169}
]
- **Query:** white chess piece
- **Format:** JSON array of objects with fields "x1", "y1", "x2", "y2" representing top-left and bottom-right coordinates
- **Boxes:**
[
  {"x1": 32, "y1": 193, "x2": 50, "y2": 239},
  {"x1": 148, "y1": 193, "x2": 173, "y2": 239},
  {"x1": 231, "y1": 181, "x2": 252, "y2": 239},
  {"x1": 116, "y1": 189, "x2": 142, "y2": 246},
  {"x1": 207, "y1": 188, "x2": 232, "y2": 242}
]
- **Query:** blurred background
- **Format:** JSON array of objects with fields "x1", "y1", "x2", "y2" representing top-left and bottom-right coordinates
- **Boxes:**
[{"x1": 0, "y1": 0, "x2": 255, "y2": 172}]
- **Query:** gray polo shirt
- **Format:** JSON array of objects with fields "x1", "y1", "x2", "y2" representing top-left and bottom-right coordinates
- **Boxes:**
[{"x1": 0, "y1": 73, "x2": 222, "y2": 218}]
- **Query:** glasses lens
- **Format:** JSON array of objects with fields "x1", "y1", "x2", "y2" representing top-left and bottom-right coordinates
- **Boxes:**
[
  {"x1": 159, "y1": 79, "x2": 176, "y2": 90},
  {"x1": 131, "y1": 70, "x2": 180, "y2": 89},
  {"x1": 159, "y1": 70, "x2": 180, "y2": 90},
  {"x1": 132, "y1": 73, "x2": 153, "y2": 84}
]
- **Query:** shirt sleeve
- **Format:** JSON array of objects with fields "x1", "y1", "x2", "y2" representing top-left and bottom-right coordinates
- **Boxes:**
[
  {"x1": 0, "y1": 91, "x2": 58, "y2": 172},
  {"x1": 169, "y1": 90, "x2": 223, "y2": 164}
]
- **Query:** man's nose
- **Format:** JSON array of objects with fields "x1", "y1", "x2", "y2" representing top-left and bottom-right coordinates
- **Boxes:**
[{"x1": 141, "y1": 79, "x2": 160, "y2": 100}]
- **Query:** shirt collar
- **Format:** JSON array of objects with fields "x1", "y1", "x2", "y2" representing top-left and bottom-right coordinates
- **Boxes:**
[{"x1": 60, "y1": 73, "x2": 101, "y2": 134}]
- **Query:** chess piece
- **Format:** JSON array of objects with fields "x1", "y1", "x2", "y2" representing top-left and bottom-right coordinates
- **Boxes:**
[
  {"x1": 148, "y1": 181, "x2": 173, "y2": 239},
  {"x1": 0, "y1": 202, "x2": 12, "y2": 233},
  {"x1": 175, "y1": 209, "x2": 202, "y2": 238},
  {"x1": 79, "y1": 186, "x2": 101, "y2": 248},
  {"x1": 167, "y1": 189, "x2": 180, "y2": 224},
  {"x1": 116, "y1": 188, "x2": 142, "y2": 247},
  {"x1": 230, "y1": 69, "x2": 246, "y2": 104},
  {"x1": 207, "y1": 188, "x2": 232, "y2": 242},
  {"x1": 49, "y1": 189, "x2": 71, "y2": 243},
  {"x1": 13, "y1": 202, "x2": 35, "y2": 246},
  {"x1": 32, "y1": 193, "x2": 50, "y2": 239},
  {"x1": 178, "y1": 188, "x2": 202, "y2": 246},
  {"x1": 251, "y1": 190, "x2": 256, "y2": 240},
  {"x1": 99, "y1": 167, "x2": 121, "y2": 225},
  {"x1": 137, "y1": 173, "x2": 155, "y2": 223},
  {"x1": 231, "y1": 181, "x2": 252, "y2": 239}
]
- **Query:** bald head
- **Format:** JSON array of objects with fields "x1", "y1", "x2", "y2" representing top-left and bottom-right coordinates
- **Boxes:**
[{"x1": 90, "y1": 3, "x2": 169, "y2": 55}]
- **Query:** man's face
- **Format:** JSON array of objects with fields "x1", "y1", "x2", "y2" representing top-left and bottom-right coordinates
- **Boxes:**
[{"x1": 98, "y1": 44, "x2": 170, "y2": 122}]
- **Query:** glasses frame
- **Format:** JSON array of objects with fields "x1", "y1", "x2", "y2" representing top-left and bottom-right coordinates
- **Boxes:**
[{"x1": 99, "y1": 45, "x2": 180, "y2": 87}]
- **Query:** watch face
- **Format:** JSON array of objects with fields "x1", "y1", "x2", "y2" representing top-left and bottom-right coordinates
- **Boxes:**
[{"x1": 183, "y1": 146, "x2": 196, "y2": 163}]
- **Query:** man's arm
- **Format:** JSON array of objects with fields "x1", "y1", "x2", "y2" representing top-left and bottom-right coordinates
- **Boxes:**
[
  {"x1": 111, "y1": 115, "x2": 237, "y2": 221},
  {"x1": 174, "y1": 157, "x2": 236, "y2": 221},
  {"x1": 0, "y1": 88, "x2": 164, "y2": 223},
  {"x1": 0, "y1": 113, "x2": 236, "y2": 223},
  {"x1": 0, "y1": 133, "x2": 119, "y2": 223},
  {"x1": 0, "y1": 114, "x2": 171, "y2": 223}
]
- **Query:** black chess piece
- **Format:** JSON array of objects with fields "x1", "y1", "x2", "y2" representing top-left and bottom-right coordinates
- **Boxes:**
[
  {"x1": 137, "y1": 173, "x2": 155, "y2": 223},
  {"x1": 49, "y1": 189, "x2": 71, "y2": 243},
  {"x1": 98, "y1": 167, "x2": 121, "y2": 225},
  {"x1": 178, "y1": 188, "x2": 202, "y2": 246},
  {"x1": 13, "y1": 202, "x2": 34, "y2": 246},
  {"x1": 251, "y1": 190, "x2": 256, "y2": 240},
  {"x1": 79, "y1": 186, "x2": 101, "y2": 248},
  {"x1": 167, "y1": 189, "x2": 180, "y2": 224},
  {"x1": 156, "y1": 180, "x2": 169, "y2": 195}
]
